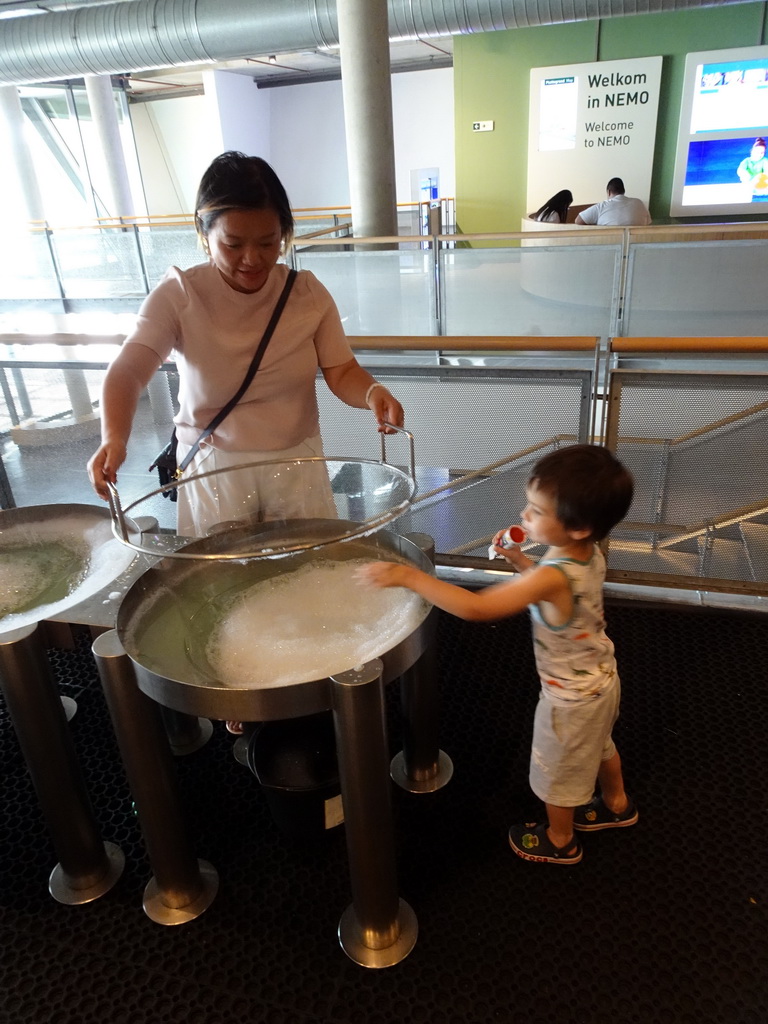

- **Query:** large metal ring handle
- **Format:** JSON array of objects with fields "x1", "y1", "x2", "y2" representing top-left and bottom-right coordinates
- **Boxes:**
[{"x1": 380, "y1": 424, "x2": 416, "y2": 482}]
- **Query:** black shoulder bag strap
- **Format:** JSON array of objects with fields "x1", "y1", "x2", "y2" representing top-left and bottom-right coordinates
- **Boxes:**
[{"x1": 175, "y1": 268, "x2": 298, "y2": 478}]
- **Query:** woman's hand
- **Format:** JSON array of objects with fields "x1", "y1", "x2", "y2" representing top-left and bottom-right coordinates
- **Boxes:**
[
  {"x1": 87, "y1": 440, "x2": 127, "y2": 501},
  {"x1": 322, "y1": 359, "x2": 404, "y2": 434},
  {"x1": 367, "y1": 384, "x2": 404, "y2": 434}
]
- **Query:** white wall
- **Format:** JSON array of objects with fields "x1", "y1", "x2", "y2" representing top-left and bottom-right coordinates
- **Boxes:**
[
  {"x1": 131, "y1": 66, "x2": 454, "y2": 214},
  {"x1": 206, "y1": 69, "x2": 272, "y2": 160},
  {"x1": 269, "y1": 67, "x2": 455, "y2": 207},
  {"x1": 130, "y1": 94, "x2": 221, "y2": 214},
  {"x1": 392, "y1": 67, "x2": 455, "y2": 202},
  {"x1": 268, "y1": 79, "x2": 349, "y2": 208}
]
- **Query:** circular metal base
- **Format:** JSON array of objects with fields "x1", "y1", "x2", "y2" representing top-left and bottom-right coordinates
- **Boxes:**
[
  {"x1": 168, "y1": 717, "x2": 213, "y2": 756},
  {"x1": 142, "y1": 859, "x2": 219, "y2": 925},
  {"x1": 60, "y1": 695, "x2": 77, "y2": 722},
  {"x1": 338, "y1": 898, "x2": 418, "y2": 968},
  {"x1": 232, "y1": 735, "x2": 250, "y2": 766},
  {"x1": 390, "y1": 749, "x2": 454, "y2": 793},
  {"x1": 48, "y1": 841, "x2": 125, "y2": 905}
]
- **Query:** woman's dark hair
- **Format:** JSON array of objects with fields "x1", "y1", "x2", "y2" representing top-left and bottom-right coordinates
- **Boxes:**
[
  {"x1": 754, "y1": 137, "x2": 766, "y2": 149},
  {"x1": 194, "y1": 151, "x2": 294, "y2": 247},
  {"x1": 533, "y1": 189, "x2": 573, "y2": 223},
  {"x1": 529, "y1": 444, "x2": 634, "y2": 542}
]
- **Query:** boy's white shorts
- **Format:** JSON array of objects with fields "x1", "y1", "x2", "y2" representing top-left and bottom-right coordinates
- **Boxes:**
[{"x1": 529, "y1": 681, "x2": 621, "y2": 808}]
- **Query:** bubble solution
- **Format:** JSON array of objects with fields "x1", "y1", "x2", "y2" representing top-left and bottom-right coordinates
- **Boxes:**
[
  {"x1": 0, "y1": 514, "x2": 135, "y2": 629},
  {"x1": 205, "y1": 558, "x2": 428, "y2": 688}
]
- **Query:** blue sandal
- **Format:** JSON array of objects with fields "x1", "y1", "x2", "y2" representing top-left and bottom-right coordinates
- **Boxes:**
[
  {"x1": 508, "y1": 822, "x2": 582, "y2": 864},
  {"x1": 573, "y1": 796, "x2": 638, "y2": 831}
]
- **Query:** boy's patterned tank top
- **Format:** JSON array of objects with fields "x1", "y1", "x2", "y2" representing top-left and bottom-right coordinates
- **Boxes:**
[{"x1": 529, "y1": 545, "x2": 618, "y2": 705}]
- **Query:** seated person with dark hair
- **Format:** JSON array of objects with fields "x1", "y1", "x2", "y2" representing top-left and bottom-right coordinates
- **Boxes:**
[{"x1": 531, "y1": 189, "x2": 573, "y2": 223}]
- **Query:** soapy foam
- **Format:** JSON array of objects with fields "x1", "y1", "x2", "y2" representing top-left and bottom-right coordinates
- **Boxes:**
[
  {"x1": 0, "y1": 544, "x2": 85, "y2": 616},
  {"x1": 0, "y1": 514, "x2": 135, "y2": 630},
  {"x1": 205, "y1": 558, "x2": 427, "y2": 688}
]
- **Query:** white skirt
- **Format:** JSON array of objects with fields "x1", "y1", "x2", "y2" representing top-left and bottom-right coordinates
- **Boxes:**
[{"x1": 174, "y1": 433, "x2": 337, "y2": 537}]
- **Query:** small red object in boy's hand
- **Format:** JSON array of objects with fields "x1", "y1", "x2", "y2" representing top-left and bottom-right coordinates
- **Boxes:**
[{"x1": 488, "y1": 525, "x2": 526, "y2": 559}]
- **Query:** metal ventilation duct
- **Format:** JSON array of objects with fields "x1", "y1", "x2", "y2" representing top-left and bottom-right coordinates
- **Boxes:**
[{"x1": 0, "y1": 0, "x2": 755, "y2": 86}]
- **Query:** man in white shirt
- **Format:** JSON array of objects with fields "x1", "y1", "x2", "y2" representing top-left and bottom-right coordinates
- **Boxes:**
[{"x1": 575, "y1": 178, "x2": 652, "y2": 226}]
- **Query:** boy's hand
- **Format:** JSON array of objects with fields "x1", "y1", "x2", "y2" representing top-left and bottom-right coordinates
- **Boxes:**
[
  {"x1": 491, "y1": 529, "x2": 522, "y2": 563},
  {"x1": 491, "y1": 529, "x2": 534, "y2": 572},
  {"x1": 355, "y1": 561, "x2": 411, "y2": 588}
]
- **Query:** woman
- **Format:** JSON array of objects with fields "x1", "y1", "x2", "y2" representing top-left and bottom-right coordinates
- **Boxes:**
[
  {"x1": 531, "y1": 189, "x2": 573, "y2": 224},
  {"x1": 88, "y1": 151, "x2": 404, "y2": 533}
]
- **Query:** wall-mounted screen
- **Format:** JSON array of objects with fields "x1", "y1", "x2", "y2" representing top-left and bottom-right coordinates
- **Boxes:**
[{"x1": 670, "y1": 46, "x2": 768, "y2": 217}]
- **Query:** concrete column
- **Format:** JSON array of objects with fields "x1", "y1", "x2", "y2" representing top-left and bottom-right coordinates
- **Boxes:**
[
  {"x1": 84, "y1": 74, "x2": 135, "y2": 219},
  {"x1": 0, "y1": 84, "x2": 46, "y2": 223},
  {"x1": 336, "y1": 0, "x2": 398, "y2": 239}
]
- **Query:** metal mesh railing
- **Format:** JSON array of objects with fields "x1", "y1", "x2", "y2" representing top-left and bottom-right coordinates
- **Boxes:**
[
  {"x1": 318, "y1": 364, "x2": 593, "y2": 560},
  {"x1": 605, "y1": 339, "x2": 768, "y2": 594},
  {"x1": 4, "y1": 332, "x2": 768, "y2": 597}
]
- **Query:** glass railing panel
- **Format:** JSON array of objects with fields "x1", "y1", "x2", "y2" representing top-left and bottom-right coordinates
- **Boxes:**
[
  {"x1": 440, "y1": 243, "x2": 621, "y2": 337},
  {"x1": 397, "y1": 208, "x2": 423, "y2": 234},
  {"x1": 294, "y1": 249, "x2": 436, "y2": 336},
  {"x1": 137, "y1": 226, "x2": 203, "y2": 288},
  {"x1": 294, "y1": 216, "x2": 344, "y2": 237},
  {"x1": 0, "y1": 232, "x2": 60, "y2": 300},
  {"x1": 50, "y1": 228, "x2": 146, "y2": 299},
  {"x1": 624, "y1": 240, "x2": 768, "y2": 337}
]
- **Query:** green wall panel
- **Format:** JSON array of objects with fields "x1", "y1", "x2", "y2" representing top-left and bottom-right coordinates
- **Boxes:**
[{"x1": 454, "y1": 3, "x2": 768, "y2": 234}]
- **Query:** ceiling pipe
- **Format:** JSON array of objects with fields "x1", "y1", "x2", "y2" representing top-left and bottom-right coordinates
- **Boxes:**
[{"x1": 0, "y1": 0, "x2": 756, "y2": 85}]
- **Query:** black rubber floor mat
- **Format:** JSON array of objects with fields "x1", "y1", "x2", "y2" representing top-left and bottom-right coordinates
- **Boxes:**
[{"x1": 1, "y1": 604, "x2": 767, "y2": 1024}]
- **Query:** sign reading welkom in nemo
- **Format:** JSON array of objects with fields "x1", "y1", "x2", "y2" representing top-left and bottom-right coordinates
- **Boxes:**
[{"x1": 526, "y1": 56, "x2": 662, "y2": 217}]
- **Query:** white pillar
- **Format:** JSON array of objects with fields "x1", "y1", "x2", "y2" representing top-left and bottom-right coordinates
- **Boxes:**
[
  {"x1": 336, "y1": 0, "x2": 398, "y2": 239},
  {"x1": 84, "y1": 74, "x2": 135, "y2": 219},
  {"x1": 0, "y1": 84, "x2": 46, "y2": 224}
]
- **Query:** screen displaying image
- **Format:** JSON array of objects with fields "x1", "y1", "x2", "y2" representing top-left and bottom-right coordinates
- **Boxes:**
[
  {"x1": 682, "y1": 136, "x2": 768, "y2": 206},
  {"x1": 539, "y1": 76, "x2": 577, "y2": 151},
  {"x1": 671, "y1": 46, "x2": 768, "y2": 216},
  {"x1": 690, "y1": 60, "x2": 768, "y2": 134}
]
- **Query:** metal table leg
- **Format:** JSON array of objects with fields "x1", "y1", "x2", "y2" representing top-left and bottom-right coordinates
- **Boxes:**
[
  {"x1": 92, "y1": 630, "x2": 218, "y2": 925},
  {"x1": 331, "y1": 659, "x2": 417, "y2": 968},
  {"x1": 0, "y1": 623, "x2": 124, "y2": 904},
  {"x1": 390, "y1": 629, "x2": 454, "y2": 793},
  {"x1": 159, "y1": 706, "x2": 213, "y2": 756},
  {"x1": 391, "y1": 533, "x2": 453, "y2": 793}
]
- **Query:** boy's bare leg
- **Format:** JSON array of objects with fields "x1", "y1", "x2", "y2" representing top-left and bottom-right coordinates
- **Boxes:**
[
  {"x1": 545, "y1": 804, "x2": 576, "y2": 848},
  {"x1": 596, "y1": 750, "x2": 629, "y2": 813}
]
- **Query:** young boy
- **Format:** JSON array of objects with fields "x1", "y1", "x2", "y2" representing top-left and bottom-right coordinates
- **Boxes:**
[{"x1": 356, "y1": 444, "x2": 637, "y2": 865}]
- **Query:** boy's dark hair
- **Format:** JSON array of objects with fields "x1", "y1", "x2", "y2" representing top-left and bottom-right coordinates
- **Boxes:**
[
  {"x1": 606, "y1": 177, "x2": 625, "y2": 195},
  {"x1": 529, "y1": 444, "x2": 633, "y2": 541},
  {"x1": 194, "y1": 151, "x2": 294, "y2": 246}
]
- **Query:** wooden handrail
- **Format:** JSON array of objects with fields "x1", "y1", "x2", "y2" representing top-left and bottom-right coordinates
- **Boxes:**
[
  {"x1": 295, "y1": 223, "x2": 352, "y2": 239},
  {"x1": 0, "y1": 333, "x2": 599, "y2": 352},
  {"x1": 348, "y1": 336, "x2": 599, "y2": 351},
  {"x1": 611, "y1": 337, "x2": 768, "y2": 352}
]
